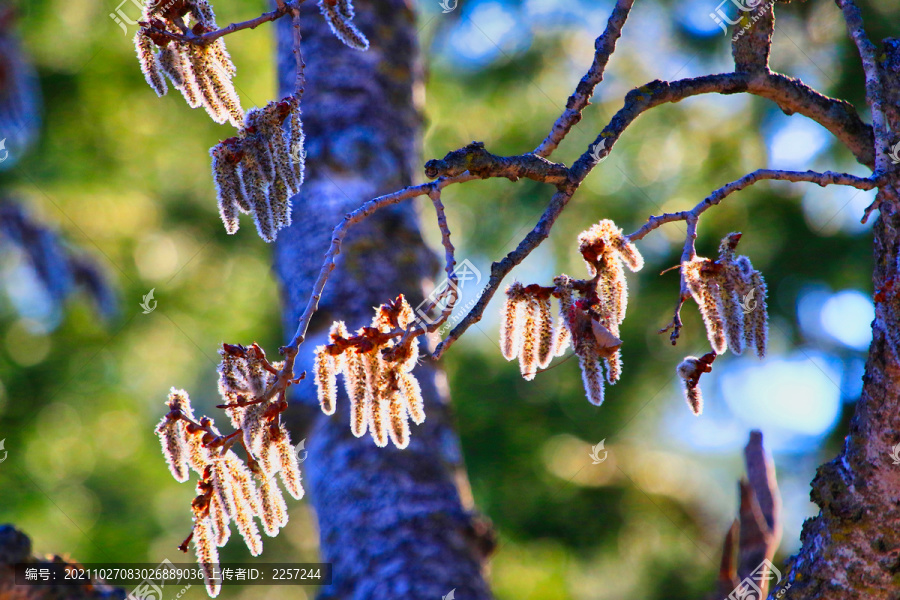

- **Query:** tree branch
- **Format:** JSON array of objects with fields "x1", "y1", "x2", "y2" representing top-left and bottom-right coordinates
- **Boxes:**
[
  {"x1": 425, "y1": 141, "x2": 571, "y2": 187},
  {"x1": 533, "y1": 0, "x2": 635, "y2": 157},
  {"x1": 142, "y1": 4, "x2": 293, "y2": 46},
  {"x1": 281, "y1": 0, "x2": 885, "y2": 371},
  {"x1": 626, "y1": 168, "x2": 884, "y2": 243},
  {"x1": 836, "y1": 0, "x2": 890, "y2": 172}
]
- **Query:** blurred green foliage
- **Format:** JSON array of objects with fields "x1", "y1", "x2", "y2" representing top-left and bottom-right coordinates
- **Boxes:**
[{"x1": 0, "y1": 0, "x2": 896, "y2": 599}]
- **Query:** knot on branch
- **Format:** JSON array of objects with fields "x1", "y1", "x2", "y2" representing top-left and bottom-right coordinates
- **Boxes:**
[{"x1": 424, "y1": 141, "x2": 571, "y2": 187}]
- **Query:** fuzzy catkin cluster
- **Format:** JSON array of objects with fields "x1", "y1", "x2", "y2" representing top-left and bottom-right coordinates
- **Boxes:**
[
  {"x1": 683, "y1": 232, "x2": 768, "y2": 357},
  {"x1": 210, "y1": 98, "x2": 305, "y2": 242},
  {"x1": 499, "y1": 220, "x2": 643, "y2": 407},
  {"x1": 134, "y1": 0, "x2": 243, "y2": 126},
  {"x1": 156, "y1": 345, "x2": 303, "y2": 597},
  {"x1": 572, "y1": 221, "x2": 643, "y2": 403},
  {"x1": 500, "y1": 283, "x2": 563, "y2": 380},
  {"x1": 217, "y1": 346, "x2": 304, "y2": 501},
  {"x1": 313, "y1": 295, "x2": 425, "y2": 449},
  {"x1": 318, "y1": 0, "x2": 369, "y2": 50}
]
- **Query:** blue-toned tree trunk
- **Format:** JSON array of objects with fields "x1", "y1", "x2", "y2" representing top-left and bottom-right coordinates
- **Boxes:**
[{"x1": 273, "y1": 3, "x2": 493, "y2": 598}]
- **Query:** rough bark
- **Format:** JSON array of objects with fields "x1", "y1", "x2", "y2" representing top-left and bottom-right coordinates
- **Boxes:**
[
  {"x1": 273, "y1": 2, "x2": 493, "y2": 599},
  {"x1": 776, "y1": 30, "x2": 900, "y2": 600},
  {"x1": 779, "y1": 196, "x2": 900, "y2": 599}
]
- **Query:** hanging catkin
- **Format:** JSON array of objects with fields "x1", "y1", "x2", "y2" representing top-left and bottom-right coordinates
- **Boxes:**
[
  {"x1": 496, "y1": 220, "x2": 642, "y2": 406},
  {"x1": 318, "y1": 0, "x2": 370, "y2": 50},
  {"x1": 134, "y1": 0, "x2": 243, "y2": 126},
  {"x1": 210, "y1": 98, "x2": 305, "y2": 242},
  {"x1": 159, "y1": 343, "x2": 307, "y2": 588},
  {"x1": 312, "y1": 295, "x2": 427, "y2": 448},
  {"x1": 683, "y1": 233, "x2": 768, "y2": 357}
]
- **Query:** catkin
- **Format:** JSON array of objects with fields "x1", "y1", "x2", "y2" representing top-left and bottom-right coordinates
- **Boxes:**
[
  {"x1": 157, "y1": 419, "x2": 189, "y2": 483},
  {"x1": 315, "y1": 298, "x2": 430, "y2": 446},
  {"x1": 368, "y1": 390, "x2": 389, "y2": 449},
  {"x1": 156, "y1": 389, "x2": 194, "y2": 480},
  {"x1": 275, "y1": 427, "x2": 304, "y2": 500},
  {"x1": 315, "y1": 346, "x2": 338, "y2": 415},
  {"x1": 715, "y1": 270, "x2": 745, "y2": 355},
  {"x1": 578, "y1": 352, "x2": 605, "y2": 406},
  {"x1": 188, "y1": 46, "x2": 228, "y2": 125},
  {"x1": 536, "y1": 295, "x2": 554, "y2": 369},
  {"x1": 682, "y1": 379, "x2": 703, "y2": 415},
  {"x1": 135, "y1": 31, "x2": 166, "y2": 97},
  {"x1": 259, "y1": 477, "x2": 288, "y2": 536},
  {"x1": 685, "y1": 234, "x2": 769, "y2": 357},
  {"x1": 318, "y1": 0, "x2": 370, "y2": 50},
  {"x1": 210, "y1": 460, "x2": 238, "y2": 520},
  {"x1": 210, "y1": 145, "x2": 242, "y2": 234},
  {"x1": 225, "y1": 455, "x2": 262, "y2": 520},
  {"x1": 605, "y1": 351, "x2": 622, "y2": 385},
  {"x1": 748, "y1": 268, "x2": 768, "y2": 358},
  {"x1": 388, "y1": 387, "x2": 411, "y2": 450},
  {"x1": 676, "y1": 356, "x2": 713, "y2": 416},
  {"x1": 519, "y1": 296, "x2": 539, "y2": 380},
  {"x1": 553, "y1": 276, "x2": 574, "y2": 357},
  {"x1": 614, "y1": 235, "x2": 644, "y2": 272},
  {"x1": 233, "y1": 493, "x2": 263, "y2": 557},
  {"x1": 193, "y1": 517, "x2": 222, "y2": 598},
  {"x1": 158, "y1": 45, "x2": 185, "y2": 88},
  {"x1": 162, "y1": 343, "x2": 313, "y2": 583},
  {"x1": 363, "y1": 352, "x2": 388, "y2": 447},
  {"x1": 167, "y1": 45, "x2": 203, "y2": 109},
  {"x1": 683, "y1": 259, "x2": 727, "y2": 353},
  {"x1": 345, "y1": 352, "x2": 368, "y2": 437},
  {"x1": 399, "y1": 372, "x2": 425, "y2": 425},
  {"x1": 208, "y1": 491, "x2": 231, "y2": 547},
  {"x1": 500, "y1": 289, "x2": 523, "y2": 361},
  {"x1": 288, "y1": 105, "x2": 306, "y2": 186},
  {"x1": 497, "y1": 220, "x2": 644, "y2": 405}
]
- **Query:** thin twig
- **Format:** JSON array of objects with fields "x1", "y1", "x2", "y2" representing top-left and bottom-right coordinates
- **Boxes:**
[
  {"x1": 285, "y1": 174, "x2": 476, "y2": 354},
  {"x1": 291, "y1": 7, "x2": 306, "y2": 98},
  {"x1": 143, "y1": 5, "x2": 292, "y2": 46},
  {"x1": 626, "y1": 169, "x2": 884, "y2": 243},
  {"x1": 533, "y1": 0, "x2": 635, "y2": 157}
]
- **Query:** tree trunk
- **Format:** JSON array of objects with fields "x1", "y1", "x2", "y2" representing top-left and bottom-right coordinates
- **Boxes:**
[
  {"x1": 781, "y1": 197, "x2": 900, "y2": 597},
  {"x1": 273, "y1": 3, "x2": 494, "y2": 598}
]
